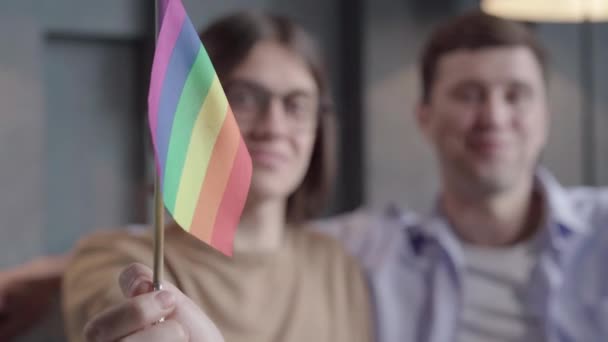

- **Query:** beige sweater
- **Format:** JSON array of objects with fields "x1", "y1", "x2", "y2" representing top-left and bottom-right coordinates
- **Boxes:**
[{"x1": 62, "y1": 225, "x2": 373, "y2": 342}]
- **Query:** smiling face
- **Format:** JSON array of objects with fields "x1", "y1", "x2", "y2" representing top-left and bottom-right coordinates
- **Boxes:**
[
  {"x1": 417, "y1": 46, "x2": 549, "y2": 195},
  {"x1": 225, "y1": 40, "x2": 320, "y2": 203}
]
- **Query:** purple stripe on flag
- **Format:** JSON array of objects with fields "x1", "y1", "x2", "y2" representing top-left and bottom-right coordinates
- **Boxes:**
[
  {"x1": 155, "y1": 11, "x2": 204, "y2": 181},
  {"x1": 148, "y1": 0, "x2": 185, "y2": 149}
]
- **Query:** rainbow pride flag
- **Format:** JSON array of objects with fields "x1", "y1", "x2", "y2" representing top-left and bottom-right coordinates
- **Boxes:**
[{"x1": 148, "y1": 0, "x2": 252, "y2": 256}]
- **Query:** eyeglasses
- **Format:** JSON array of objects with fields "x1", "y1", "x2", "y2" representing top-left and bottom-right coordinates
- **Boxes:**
[{"x1": 224, "y1": 79, "x2": 320, "y2": 132}]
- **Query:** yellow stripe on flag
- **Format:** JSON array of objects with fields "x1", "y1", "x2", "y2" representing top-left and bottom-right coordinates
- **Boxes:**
[{"x1": 173, "y1": 76, "x2": 228, "y2": 228}]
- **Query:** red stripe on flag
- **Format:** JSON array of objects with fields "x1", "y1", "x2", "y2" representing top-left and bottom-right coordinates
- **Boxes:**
[
  {"x1": 189, "y1": 109, "x2": 241, "y2": 245},
  {"x1": 210, "y1": 138, "x2": 252, "y2": 255}
]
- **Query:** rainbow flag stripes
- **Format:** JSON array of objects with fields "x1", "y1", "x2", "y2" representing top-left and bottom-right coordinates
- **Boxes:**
[{"x1": 148, "y1": 0, "x2": 252, "y2": 256}]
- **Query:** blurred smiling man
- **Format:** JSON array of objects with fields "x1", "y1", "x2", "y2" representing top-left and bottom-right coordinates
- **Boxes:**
[{"x1": 324, "y1": 11, "x2": 608, "y2": 342}]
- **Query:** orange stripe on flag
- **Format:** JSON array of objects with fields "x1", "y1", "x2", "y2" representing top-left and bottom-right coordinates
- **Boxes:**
[
  {"x1": 189, "y1": 108, "x2": 240, "y2": 243},
  {"x1": 211, "y1": 138, "x2": 252, "y2": 255}
]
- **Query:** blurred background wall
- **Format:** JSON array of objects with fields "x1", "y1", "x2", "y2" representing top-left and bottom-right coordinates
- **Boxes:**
[{"x1": 0, "y1": 0, "x2": 606, "y2": 340}]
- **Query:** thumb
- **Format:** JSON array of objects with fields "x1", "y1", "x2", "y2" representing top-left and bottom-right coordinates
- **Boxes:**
[{"x1": 118, "y1": 263, "x2": 155, "y2": 298}]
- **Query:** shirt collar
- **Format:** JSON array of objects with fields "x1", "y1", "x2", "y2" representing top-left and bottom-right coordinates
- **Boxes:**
[
  {"x1": 535, "y1": 168, "x2": 587, "y2": 237},
  {"x1": 407, "y1": 168, "x2": 587, "y2": 256}
]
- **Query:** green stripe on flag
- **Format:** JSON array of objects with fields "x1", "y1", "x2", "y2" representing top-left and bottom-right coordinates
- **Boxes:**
[
  {"x1": 163, "y1": 48, "x2": 215, "y2": 212},
  {"x1": 173, "y1": 76, "x2": 228, "y2": 228}
]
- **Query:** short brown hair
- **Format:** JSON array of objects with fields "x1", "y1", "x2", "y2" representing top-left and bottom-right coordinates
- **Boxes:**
[
  {"x1": 420, "y1": 10, "x2": 548, "y2": 103},
  {"x1": 200, "y1": 11, "x2": 336, "y2": 223}
]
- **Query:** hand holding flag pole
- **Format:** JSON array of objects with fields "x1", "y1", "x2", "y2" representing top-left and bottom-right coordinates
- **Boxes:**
[{"x1": 149, "y1": 0, "x2": 252, "y2": 292}]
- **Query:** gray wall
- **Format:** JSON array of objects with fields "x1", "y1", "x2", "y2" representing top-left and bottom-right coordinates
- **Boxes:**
[
  {"x1": 363, "y1": 0, "x2": 608, "y2": 212},
  {"x1": 44, "y1": 37, "x2": 145, "y2": 255},
  {"x1": 0, "y1": 0, "x2": 150, "y2": 268},
  {"x1": 595, "y1": 23, "x2": 608, "y2": 185},
  {"x1": 0, "y1": 15, "x2": 46, "y2": 269},
  {"x1": 0, "y1": 2, "x2": 149, "y2": 341}
]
